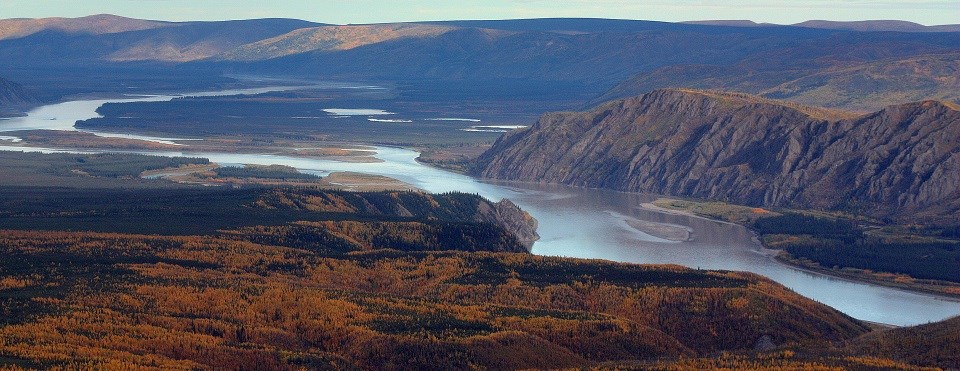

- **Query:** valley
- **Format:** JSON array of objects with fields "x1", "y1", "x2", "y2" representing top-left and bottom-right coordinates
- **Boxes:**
[
  {"x1": 1, "y1": 10, "x2": 959, "y2": 370},
  {"x1": 2, "y1": 90, "x2": 959, "y2": 328}
]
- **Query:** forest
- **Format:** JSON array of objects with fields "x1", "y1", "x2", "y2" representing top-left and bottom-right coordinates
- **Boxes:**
[
  {"x1": 0, "y1": 187, "x2": 530, "y2": 252},
  {"x1": 213, "y1": 165, "x2": 322, "y2": 181},
  {"x1": 0, "y1": 151, "x2": 209, "y2": 189},
  {"x1": 0, "y1": 229, "x2": 878, "y2": 369},
  {"x1": 76, "y1": 92, "x2": 512, "y2": 146},
  {"x1": 754, "y1": 214, "x2": 960, "y2": 283},
  {"x1": 0, "y1": 187, "x2": 957, "y2": 368}
]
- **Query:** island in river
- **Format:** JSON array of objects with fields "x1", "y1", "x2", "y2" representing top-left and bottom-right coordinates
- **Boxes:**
[{"x1": 0, "y1": 87, "x2": 958, "y2": 327}]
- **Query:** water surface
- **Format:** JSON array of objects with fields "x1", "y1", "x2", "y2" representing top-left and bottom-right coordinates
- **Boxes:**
[{"x1": 1, "y1": 91, "x2": 958, "y2": 327}]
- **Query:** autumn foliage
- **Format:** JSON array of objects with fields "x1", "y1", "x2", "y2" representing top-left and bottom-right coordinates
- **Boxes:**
[{"x1": 0, "y1": 228, "x2": 873, "y2": 369}]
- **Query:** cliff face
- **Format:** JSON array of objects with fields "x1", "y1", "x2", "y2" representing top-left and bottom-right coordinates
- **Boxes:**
[
  {"x1": 252, "y1": 189, "x2": 539, "y2": 252},
  {"x1": 0, "y1": 76, "x2": 37, "y2": 116},
  {"x1": 477, "y1": 198, "x2": 540, "y2": 249},
  {"x1": 475, "y1": 89, "x2": 960, "y2": 224}
]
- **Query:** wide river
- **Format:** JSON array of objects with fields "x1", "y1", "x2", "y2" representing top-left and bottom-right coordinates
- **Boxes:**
[{"x1": 1, "y1": 86, "x2": 958, "y2": 326}]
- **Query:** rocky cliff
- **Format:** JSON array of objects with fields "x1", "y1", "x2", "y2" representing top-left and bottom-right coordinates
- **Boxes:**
[
  {"x1": 475, "y1": 89, "x2": 960, "y2": 224},
  {"x1": 0, "y1": 76, "x2": 37, "y2": 116},
  {"x1": 477, "y1": 198, "x2": 540, "y2": 249},
  {"x1": 252, "y1": 189, "x2": 539, "y2": 251}
]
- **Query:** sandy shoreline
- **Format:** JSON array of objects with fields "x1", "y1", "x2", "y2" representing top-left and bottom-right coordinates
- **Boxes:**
[{"x1": 624, "y1": 218, "x2": 694, "y2": 242}]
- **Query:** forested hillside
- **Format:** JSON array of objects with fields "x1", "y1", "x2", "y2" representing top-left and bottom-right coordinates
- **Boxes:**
[{"x1": 0, "y1": 230, "x2": 869, "y2": 369}]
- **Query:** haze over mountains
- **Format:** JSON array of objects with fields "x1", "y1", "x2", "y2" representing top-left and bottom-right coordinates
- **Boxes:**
[{"x1": 1, "y1": 15, "x2": 959, "y2": 113}]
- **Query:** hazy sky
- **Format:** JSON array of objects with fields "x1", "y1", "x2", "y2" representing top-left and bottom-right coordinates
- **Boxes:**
[{"x1": 1, "y1": 0, "x2": 958, "y2": 25}]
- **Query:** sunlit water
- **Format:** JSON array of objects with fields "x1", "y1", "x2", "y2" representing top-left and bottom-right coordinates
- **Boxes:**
[{"x1": 1, "y1": 90, "x2": 958, "y2": 326}]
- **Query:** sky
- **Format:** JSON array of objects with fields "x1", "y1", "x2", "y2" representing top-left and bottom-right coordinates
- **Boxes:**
[{"x1": 1, "y1": 0, "x2": 958, "y2": 26}]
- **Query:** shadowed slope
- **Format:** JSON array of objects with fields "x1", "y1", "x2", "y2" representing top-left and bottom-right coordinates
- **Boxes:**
[{"x1": 476, "y1": 89, "x2": 960, "y2": 224}]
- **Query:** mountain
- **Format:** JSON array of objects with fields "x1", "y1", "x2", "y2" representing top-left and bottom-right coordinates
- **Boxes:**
[
  {"x1": 794, "y1": 20, "x2": 960, "y2": 33},
  {"x1": 0, "y1": 14, "x2": 169, "y2": 40},
  {"x1": 600, "y1": 52, "x2": 960, "y2": 112},
  {"x1": 596, "y1": 34, "x2": 960, "y2": 112},
  {"x1": 196, "y1": 19, "x2": 960, "y2": 110},
  {"x1": 759, "y1": 53, "x2": 960, "y2": 110},
  {"x1": 1, "y1": 16, "x2": 958, "y2": 111},
  {"x1": 846, "y1": 316, "x2": 960, "y2": 368},
  {"x1": 683, "y1": 20, "x2": 771, "y2": 27},
  {"x1": 423, "y1": 17, "x2": 796, "y2": 33},
  {"x1": 229, "y1": 24, "x2": 787, "y2": 88},
  {"x1": 218, "y1": 23, "x2": 456, "y2": 61},
  {"x1": 475, "y1": 89, "x2": 960, "y2": 224},
  {"x1": 0, "y1": 17, "x2": 320, "y2": 64},
  {"x1": 686, "y1": 19, "x2": 960, "y2": 32},
  {"x1": 0, "y1": 76, "x2": 37, "y2": 116}
]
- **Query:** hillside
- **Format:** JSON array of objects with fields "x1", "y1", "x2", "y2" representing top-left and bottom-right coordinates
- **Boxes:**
[
  {"x1": 845, "y1": 316, "x2": 960, "y2": 368},
  {"x1": 0, "y1": 76, "x2": 37, "y2": 116},
  {"x1": 475, "y1": 89, "x2": 960, "y2": 225},
  {"x1": 152, "y1": 19, "x2": 960, "y2": 110},
  {"x1": 0, "y1": 17, "x2": 319, "y2": 64},
  {"x1": 0, "y1": 14, "x2": 169, "y2": 40},
  {"x1": 233, "y1": 20, "x2": 958, "y2": 94},
  {"x1": 2, "y1": 16, "x2": 959, "y2": 111},
  {"x1": 597, "y1": 50, "x2": 960, "y2": 112},
  {"x1": 233, "y1": 25, "x2": 767, "y2": 88},
  {"x1": 0, "y1": 228, "x2": 870, "y2": 369},
  {"x1": 218, "y1": 24, "x2": 457, "y2": 61},
  {"x1": 759, "y1": 53, "x2": 960, "y2": 110},
  {"x1": 0, "y1": 180, "x2": 879, "y2": 369}
]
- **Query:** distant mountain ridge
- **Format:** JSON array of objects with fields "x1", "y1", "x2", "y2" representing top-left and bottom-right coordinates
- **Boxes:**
[
  {"x1": 0, "y1": 15, "x2": 959, "y2": 111},
  {"x1": 687, "y1": 19, "x2": 960, "y2": 32},
  {"x1": 794, "y1": 20, "x2": 960, "y2": 33},
  {"x1": 0, "y1": 16, "x2": 320, "y2": 63},
  {"x1": 475, "y1": 89, "x2": 960, "y2": 224},
  {"x1": 217, "y1": 23, "x2": 458, "y2": 61},
  {"x1": 598, "y1": 50, "x2": 960, "y2": 111},
  {"x1": 0, "y1": 14, "x2": 170, "y2": 40}
]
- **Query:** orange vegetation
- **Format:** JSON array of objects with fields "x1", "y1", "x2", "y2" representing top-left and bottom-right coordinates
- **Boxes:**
[{"x1": 0, "y1": 230, "x2": 869, "y2": 369}]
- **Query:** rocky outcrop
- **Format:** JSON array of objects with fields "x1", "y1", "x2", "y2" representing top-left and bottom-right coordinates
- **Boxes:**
[
  {"x1": 0, "y1": 77, "x2": 37, "y2": 116},
  {"x1": 477, "y1": 198, "x2": 540, "y2": 250},
  {"x1": 475, "y1": 89, "x2": 960, "y2": 224},
  {"x1": 253, "y1": 189, "x2": 539, "y2": 251}
]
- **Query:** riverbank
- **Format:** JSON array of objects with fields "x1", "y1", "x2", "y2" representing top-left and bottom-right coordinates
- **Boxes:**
[
  {"x1": 4, "y1": 87, "x2": 958, "y2": 326},
  {"x1": 775, "y1": 252, "x2": 960, "y2": 299},
  {"x1": 648, "y1": 197, "x2": 960, "y2": 299}
]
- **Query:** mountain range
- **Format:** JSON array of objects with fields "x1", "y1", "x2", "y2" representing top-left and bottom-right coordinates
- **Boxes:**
[
  {"x1": 475, "y1": 89, "x2": 960, "y2": 225},
  {"x1": 0, "y1": 14, "x2": 319, "y2": 64},
  {"x1": 2, "y1": 13, "x2": 960, "y2": 370},
  {"x1": 1, "y1": 16, "x2": 958, "y2": 112},
  {"x1": 687, "y1": 19, "x2": 960, "y2": 32}
]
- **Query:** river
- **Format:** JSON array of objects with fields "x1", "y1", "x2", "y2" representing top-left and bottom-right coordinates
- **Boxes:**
[{"x1": 1, "y1": 86, "x2": 958, "y2": 327}]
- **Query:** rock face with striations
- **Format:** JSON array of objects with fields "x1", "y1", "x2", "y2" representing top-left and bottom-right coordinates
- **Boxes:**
[
  {"x1": 476, "y1": 198, "x2": 540, "y2": 249},
  {"x1": 0, "y1": 77, "x2": 37, "y2": 116},
  {"x1": 475, "y1": 89, "x2": 960, "y2": 224}
]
